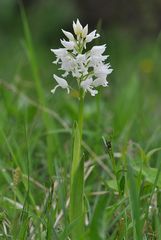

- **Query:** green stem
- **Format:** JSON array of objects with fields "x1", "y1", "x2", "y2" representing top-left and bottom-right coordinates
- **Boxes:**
[
  {"x1": 78, "y1": 92, "x2": 84, "y2": 139},
  {"x1": 70, "y1": 90, "x2": 84, "y2": 240}
]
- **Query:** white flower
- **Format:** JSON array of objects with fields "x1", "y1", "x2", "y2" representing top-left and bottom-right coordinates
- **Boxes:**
[
  {"x1": 51, "y1": 19, "x2": 113, "y2": 96},
  {"x1": 61, "y1": 40, "x2": 75, "y2": 50},
  {"x1": 86, "y1": 30, "x2": 100, "y2": 43},
  {"x1": 51, "y1": 48, "x2": 67, "y2": 63},
  {"x1": 62, "y1": 30, "x2": 75, "y2": 41},
  {"x1": 73, "y1": 19, "x2": 83, "y2": 36},
  {"x1": 94, "y1": 65, "x2": 112, "y2": 78},
  {"x1": 90, "y1": 45, "x2": 106, "y2": 55},
  {"x1": 89, "y1": 55, "x2": 108, "y2": 66},
  {"x1": 80, "y1": 78, "x2": 98, "y2": 96},
  {"x1": 60, "y1": 54, "x2": 76, "y2": 72},
  {"x1": 51, "y1": 74, "x2": 70, "y2": 94},
  {"x1": 73, "y1": 20, "x2": 89, "y2": 39},
  {"x1": 93, "y1": 78, "x2": 108, "y2": 87}
]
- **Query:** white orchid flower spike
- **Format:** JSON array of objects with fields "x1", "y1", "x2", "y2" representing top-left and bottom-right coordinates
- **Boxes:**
[{"x1": 51, "y1": 19, "x2": 113, "y2": 96}]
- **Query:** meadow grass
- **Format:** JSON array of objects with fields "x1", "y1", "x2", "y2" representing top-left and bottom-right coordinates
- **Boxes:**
[{"x1": 0, "y1": 9, "x2": 161, "y2": 240}]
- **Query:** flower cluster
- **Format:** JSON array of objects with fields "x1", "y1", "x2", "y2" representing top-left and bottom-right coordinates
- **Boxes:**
[{"x1": 51, "y1": 19, "x2": 113, "y2": 96}]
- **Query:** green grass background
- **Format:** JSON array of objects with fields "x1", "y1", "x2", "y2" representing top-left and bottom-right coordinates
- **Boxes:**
[{"x1": 0, "y1": 1, "x2": 161, "y2": 239}]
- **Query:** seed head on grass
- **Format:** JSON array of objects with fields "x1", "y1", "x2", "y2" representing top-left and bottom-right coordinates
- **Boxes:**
[{"x1": 51, "y1": 19, "x2": 113, "y2": 96}]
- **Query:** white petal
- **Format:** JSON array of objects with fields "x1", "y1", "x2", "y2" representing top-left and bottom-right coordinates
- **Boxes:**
[
  {"x1": 51, "y1": 48, "x2": 67, "y2": 61},
  {"x1": 82, "y1": 25, "x2": 88, "y2": 38},
  {"x1": 76, "y1": 54, "x2": 87, "y2": 64},
  {"x1": 62, "y1": 29, "x2": 75, "y2": 41},
  {"x1": 76, "y1": 19, "x2": 83, "y2": 32},
  {"x1": 108, "y1": 68, "x2": 113, "y2": 74},
  {"x1": 51, "y1": 85, "x2": 59, "y2": 94},
  {"x1": 89, "y1": 55, "x2": 108, "y2": 66},
  {"x1": 80, "y1": 78, "x2": 93, "y2": 89},
  {"x1": 86, "y1": 30, "x2": 100, "y2": 43},
  {"x1": 86, "y1": 30, "x2": 96, "y2": 42},
  {"x1": 88, "y1": 88, "x2": 98, "y2": 96},
  {"x1": 73, "y1": 21, "x2": 77, "y2": 34},
  {"x1": 60, "y1": 40, "x2": 75, "y2": 50},
  {"x1": 66, "y1": 87, "x2": 70, "y2": 94},
  {"x1": 80, "y1": 78, "x2": 98, "y2": 96},
  {"x1": 91, "y1": 45, "x2": 106, "y2": 55},
  {"x1": 93, "y1": 78, "x2": 108, "y2": 87},
  {"x1": 51, "y1": 48, "x2": 66, "y2": 55},
  {"x1": 62, "y1": 71, "x2": 69, "y2": 77},
  {"x1": 94, "y1": 64, "x2": 113, "y2": 79}
]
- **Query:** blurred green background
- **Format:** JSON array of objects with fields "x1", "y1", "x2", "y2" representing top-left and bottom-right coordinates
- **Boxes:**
[{"x1": 0, "y1": 1, "x2": 161, "y2": 238}]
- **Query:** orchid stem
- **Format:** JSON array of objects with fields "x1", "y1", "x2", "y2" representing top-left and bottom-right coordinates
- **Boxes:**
[{"x1": 70, "y1": 90, "x2": 84, "y2": 240}]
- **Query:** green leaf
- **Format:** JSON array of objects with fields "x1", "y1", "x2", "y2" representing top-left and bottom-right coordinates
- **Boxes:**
[
  {"x1": 70, "y1": 118, "x2": 84, "y2": 239},
  {"x1": 106, "y1": 178, "x2": 118, "y2": 191},
  {"x1": 88, "y1": 196, "x2": 107, "y2": 240},
  {"x1": 146, "y1": 147, "x2": 161, "y2": 162},
  {"x1": 127, "y1": 159, "x2": 143, "y2": 240},
  {"x1": 133, "y1": 165, "x2": 161, "y2": 188}
]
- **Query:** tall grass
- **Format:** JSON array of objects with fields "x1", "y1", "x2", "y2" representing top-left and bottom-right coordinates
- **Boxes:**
[{"x1": 20, "y1": 4, "x2": 57, "y2": 176}]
